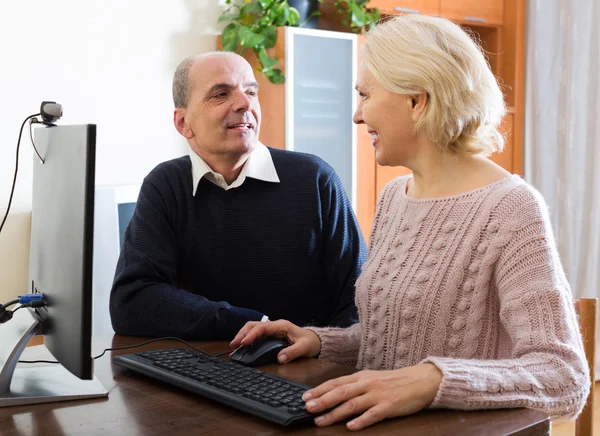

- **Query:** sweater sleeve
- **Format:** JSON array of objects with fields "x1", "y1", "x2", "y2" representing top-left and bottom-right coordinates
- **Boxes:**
[
  {"x1": 306, "y1": 323, "x2": 362, "y2": 367},
  {"x1": 109, "y1": 177, "x2": 264, "y2": 340},
  {"x1": 422, "y1": 187, "x2": 590, "y2": 419},
  {"x1": 319, "y1": 173, "x2": 367, "y2": 328}
]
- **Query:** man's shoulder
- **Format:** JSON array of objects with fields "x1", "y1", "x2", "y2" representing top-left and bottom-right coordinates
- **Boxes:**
[
  {"x1": 266, "y1": 147, "x2": 336, "y2": 178},
  {"x1": 141, "y1": 156, "x2": 192, "y2": 199},
  {"x1": 145, "y1": 156, "x2": 191, "y2": 182}
]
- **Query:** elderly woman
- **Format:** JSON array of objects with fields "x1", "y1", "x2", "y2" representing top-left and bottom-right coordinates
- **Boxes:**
[{"x1": 231, "y1": 14, "x2": 590, "y2": 431}]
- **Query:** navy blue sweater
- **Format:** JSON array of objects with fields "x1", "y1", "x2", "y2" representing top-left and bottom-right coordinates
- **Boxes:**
[{"x1": 109, "y1": 148, "x2": 367, "y2": 340}]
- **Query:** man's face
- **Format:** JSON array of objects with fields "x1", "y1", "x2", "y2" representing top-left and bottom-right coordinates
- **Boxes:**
[{"x1": 176, "y1": 54, "x2": 261, "y2": 159}]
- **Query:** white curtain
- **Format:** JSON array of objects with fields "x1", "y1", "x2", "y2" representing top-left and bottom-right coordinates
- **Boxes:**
[{"x1": 525, "y1": 0, "x2": 600, "y2": 377}]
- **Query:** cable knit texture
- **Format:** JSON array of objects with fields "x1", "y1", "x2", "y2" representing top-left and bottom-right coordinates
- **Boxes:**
[{"x1": 308, "y1": 175, "x2": 590, "y2": 419}]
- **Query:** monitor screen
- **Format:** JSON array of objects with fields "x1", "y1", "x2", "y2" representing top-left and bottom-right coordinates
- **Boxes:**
[
  {"x1": 117, "y1": 203, "x2": 136, "y2": 247},
  {"x1": 29, "y1": 124, "x2": 97, "y2": 379}
]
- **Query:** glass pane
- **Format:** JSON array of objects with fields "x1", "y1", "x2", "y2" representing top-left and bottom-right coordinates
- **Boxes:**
[{"x1": 291, "y1": 32, "x2": 355, "y2": 204}]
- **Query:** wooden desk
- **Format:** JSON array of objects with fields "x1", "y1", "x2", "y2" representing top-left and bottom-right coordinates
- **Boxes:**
[{"x1": 1, "y1": 335, "x2": 550, "y2": 435}]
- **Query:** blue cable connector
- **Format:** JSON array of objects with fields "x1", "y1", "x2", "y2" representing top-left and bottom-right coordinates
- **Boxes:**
[{"x1": 18, "y1": 294, "x2": 44, "y2": 304}]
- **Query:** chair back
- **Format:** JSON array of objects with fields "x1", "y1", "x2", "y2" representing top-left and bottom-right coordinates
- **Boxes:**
[{"x1": 575, "y1": 297, "x2": 597, "y2": 436}]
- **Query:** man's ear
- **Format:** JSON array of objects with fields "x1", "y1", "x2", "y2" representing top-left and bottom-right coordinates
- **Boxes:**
[
  {"x1": 409, "y1": 91, "x2": 428, "y2": 122},
  {"x1": 174, "y1": 108, "x2": 194, "y2": 139}
]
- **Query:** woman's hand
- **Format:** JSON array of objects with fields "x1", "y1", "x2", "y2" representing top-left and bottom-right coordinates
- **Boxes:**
[
  {"x1": 302, "y1": 363, "x2": 443, "y2": 431},
  {"x1": 230, "y1": 319, "x2": 322, "y2": 364}
]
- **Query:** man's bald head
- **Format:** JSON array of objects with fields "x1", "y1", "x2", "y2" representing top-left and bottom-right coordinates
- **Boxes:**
[
  {"x1": 172, "y1": 50, "x2": 261, "y2": 164},
  {"x1": 172, "y1": 51, "x2": 251, "y2": 108}
]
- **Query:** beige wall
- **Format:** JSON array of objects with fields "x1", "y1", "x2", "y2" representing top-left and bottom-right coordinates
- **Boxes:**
[{"x1": 0, "y1": 214, "x2": 32, "y2": 300}]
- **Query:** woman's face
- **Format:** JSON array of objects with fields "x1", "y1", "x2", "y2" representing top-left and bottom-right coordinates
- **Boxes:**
[{"x1": 353, "y1": 64, "x2": 422, "y2": 167}]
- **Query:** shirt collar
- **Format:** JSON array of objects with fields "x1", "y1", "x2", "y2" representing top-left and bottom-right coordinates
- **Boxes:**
[{"x1": 189, "y1": 142, "x2": 280, "y2": 195}]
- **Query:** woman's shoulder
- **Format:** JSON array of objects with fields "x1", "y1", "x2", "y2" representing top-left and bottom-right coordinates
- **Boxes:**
[
  {"x1": 486, "y1": 175, "x2": 553, "y2": 231},
  {"x1": 490, "y1": 175, "x2": 548, "y2": 212}
]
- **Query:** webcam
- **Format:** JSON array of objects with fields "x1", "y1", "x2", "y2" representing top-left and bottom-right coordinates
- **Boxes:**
[{"x1": 40, "y1": 101, "x2": 63, "y2": 124}]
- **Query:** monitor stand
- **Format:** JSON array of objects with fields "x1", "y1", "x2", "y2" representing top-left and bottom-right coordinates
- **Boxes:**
[{"x1": 0, "y1": 308, "x2": 108, "y2": 407}]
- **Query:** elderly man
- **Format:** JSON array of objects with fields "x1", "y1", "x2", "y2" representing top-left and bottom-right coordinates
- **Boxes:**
[{"x1": 109, "y1": 52, "x2": 367, "y2": 340}]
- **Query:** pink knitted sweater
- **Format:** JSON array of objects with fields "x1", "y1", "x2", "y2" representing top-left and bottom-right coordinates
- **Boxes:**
[{"x1": 309, "y1": 175, "x2": 590, "y2": 419}]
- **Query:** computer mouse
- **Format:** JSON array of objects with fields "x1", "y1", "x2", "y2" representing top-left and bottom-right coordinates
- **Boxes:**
[{"x1": 230, "y1": 337, "x2": 290, "y2": 367}]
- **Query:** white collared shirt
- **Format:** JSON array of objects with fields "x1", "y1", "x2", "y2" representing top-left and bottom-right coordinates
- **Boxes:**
[{"x1": 188, "y1": 143, "x2": 280, "y2": 196}]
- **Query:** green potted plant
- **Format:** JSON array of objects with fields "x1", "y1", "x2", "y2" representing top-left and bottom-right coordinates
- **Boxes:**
[
  {"x1": 219, "y1": 0, "x2": 302, "y2": 84},
  {"x1": 218, "y1": 0, "x2": 380, "y2": 84},
  {"x1": 325, "y1": 0, "x2": 380, "y2": 34}
]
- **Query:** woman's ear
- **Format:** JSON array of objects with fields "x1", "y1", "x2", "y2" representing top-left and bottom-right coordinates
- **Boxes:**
[
  {"x1": 410, "y1": 91, "x2": 428, "y2": 122},
  {"x1": 173, "y1": 108, "x2": 194, "y2": 139}
]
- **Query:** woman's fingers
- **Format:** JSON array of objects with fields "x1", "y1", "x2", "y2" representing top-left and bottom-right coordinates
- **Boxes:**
[
  {"x1": 230, "y1": 320, "x2": 321, "y2": 363},
  {"x1": 303, "y1": 373, "x2": 358, "y2": 405},
  {"x1": 345, "y1": 404, "x2": 390, "y2": 431},
  {"x1": 312, "y1": 393, "x2": 372, "y2": 427},
  {"x1": 230, "y1": 320, "x2": 295, "y2": 348},
  {"x1": 305, "y1": 366, "x2": 444, "y2": 430},
  {"x1": 276, "y1": 339, "x2": 310, "y2": 363},
  {"x1": 230, "y1": 321, "x2": 262, "y2": 348}
]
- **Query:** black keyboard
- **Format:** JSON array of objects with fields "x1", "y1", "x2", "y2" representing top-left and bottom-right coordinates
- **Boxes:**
[{"x1": 113, "y1": 348, "x2": 314, "y2": 426}]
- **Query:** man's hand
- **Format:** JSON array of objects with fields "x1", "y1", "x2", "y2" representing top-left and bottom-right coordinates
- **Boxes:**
[
  {"x1": 230, "y1": 319, "x2": 322, "y2": 363},
  {"x1": 302, "y1": 363, "x2": 443, "y2": 431}
]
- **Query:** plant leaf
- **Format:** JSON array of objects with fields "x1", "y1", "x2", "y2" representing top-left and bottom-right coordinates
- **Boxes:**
[
  {"x1": 257, "y1": 48, "x2": 278, "y2": 68},
  {"x1": 257, "y1": 0, "x2": 273, "y2": 8},
  {"x1": 273, "y1": 5, "x2": 289, "y2": 26},
  {"x1": 240, "y1": 2, "x2": 261, "y2": 16},
  {"x1": 288, "y1": 7, "x2": 300, "y2": 26},
  {"x1": 261, "y1": 26, "x2": 277, "y2": 48},
  {"x1": 268, "y1": 68, "x2": 285, "y2": 84},
  {"x1": 221, "y1": 23, "x2": 239, "y2": 51},
  {"x1": 239, "y1": 25, "x2": 265, "y2": 49},
  {"x1": 349, "y1": 2, "x2": 366, "y2": 29},
  {"x1": 218, "y1": 13, "x2": 240, "y2": 23}
]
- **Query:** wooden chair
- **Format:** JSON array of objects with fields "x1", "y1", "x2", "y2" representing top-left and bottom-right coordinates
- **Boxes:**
[{"x1": 575, "y1": 297, "x2": 597, "y2": 436}]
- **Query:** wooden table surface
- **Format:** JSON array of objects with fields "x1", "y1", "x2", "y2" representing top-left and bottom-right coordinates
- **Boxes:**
[{"x1": 0, "y1": 335, "x2": 550, "y2": 435}]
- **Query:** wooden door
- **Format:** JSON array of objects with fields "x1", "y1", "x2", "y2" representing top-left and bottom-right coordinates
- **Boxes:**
[
  {"x1": 369, "y1": 0, "x2": 440, "y2": 16},
  {"x1": 357, "y1": 124, "x2": 377, "y2": 240},
  {"x1": 440, "y1": 0, "x2": 504, "y2": 25}
]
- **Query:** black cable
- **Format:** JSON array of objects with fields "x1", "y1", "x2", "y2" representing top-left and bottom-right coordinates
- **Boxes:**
[
  {"x1": 213, "y1": 349, "x2": 236, "y2": 358},
  {"x1": 0, "y1": 113, "x2": 41, "y2": 235},
  {"x1": 18, "y1": 336, "x2": 236, "y2": 364},
  {"x1": 1, "y1": 299, "x2": 19, "y2": 309},
  {"x1": 12, "y1": 304, "x2": 30, "y2": 313},
  {"x1": 92, "y1": 337, "x2": 212, "y2": 359},
  {"x1": 29, "y1": 118, "x2": 45, "y2": 164}
]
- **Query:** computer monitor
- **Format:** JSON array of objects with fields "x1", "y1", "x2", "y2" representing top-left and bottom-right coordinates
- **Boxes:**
[
  {"x1": 0, "y1": 124, "x2": 108, "y2": 407},
  {"x1": 93, "y1": 184, "x2": 140, "y2": 335}
]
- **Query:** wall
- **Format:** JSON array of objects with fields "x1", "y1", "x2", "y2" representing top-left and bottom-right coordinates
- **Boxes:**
[{"x1": 0, "y1": 0, "x2": 225, "y2": 301}]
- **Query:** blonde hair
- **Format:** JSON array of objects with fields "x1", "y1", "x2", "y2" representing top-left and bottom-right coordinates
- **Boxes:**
[{"x1": 363, "y1": 15, "x2": 505, "y2": 155}]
